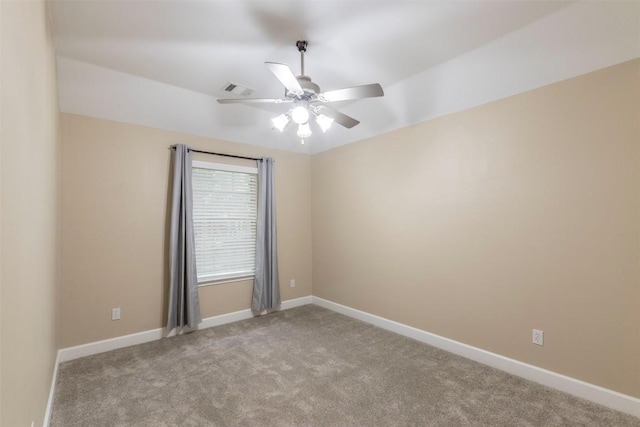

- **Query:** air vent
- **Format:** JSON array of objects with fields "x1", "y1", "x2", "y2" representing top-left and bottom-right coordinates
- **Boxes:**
[{"x1": 221, "y1": 82, "x2": 254, "y2": 97}]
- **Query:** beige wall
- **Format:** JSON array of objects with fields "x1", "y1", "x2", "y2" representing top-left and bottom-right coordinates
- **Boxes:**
[
  {"x1": 58, "y1": 57, "x2": 639, "y2": 399},
  {"x1": 312, "y1": 59, "x2": 640, "y2": 397},
  {"x1": 59, "y1": 114, "x2": 312, "y2": 348},
  {"x1": 1, "y1": 1, "x2": 61, "y2": 425}
]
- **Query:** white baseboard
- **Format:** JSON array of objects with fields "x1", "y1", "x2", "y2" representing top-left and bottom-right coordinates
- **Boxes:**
[
  {"x1": 58, "y1": 325, "x2": 164, "y2": 363},
  {"x1": 198, "y1": 295, "x2": 312, "y2": 329},
  {"x1": 58, "y1": 295, "x2": 313, "y2": 363},
  {"x1": 312, "y1": 296, "x2": 640, "y2": 418},
  {"x1": 43, "y1": 350, "x2": 60, "y2": 427},
  {"x1": 281, "y1": 295, "x2": 314, "y2": 310}
]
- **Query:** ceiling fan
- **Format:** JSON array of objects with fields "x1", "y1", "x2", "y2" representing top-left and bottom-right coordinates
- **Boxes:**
[{"x1": 217, "y1": 40, "x2": 384, "y2": 142}]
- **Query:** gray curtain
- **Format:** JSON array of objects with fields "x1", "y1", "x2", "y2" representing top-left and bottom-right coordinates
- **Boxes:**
[
  {"x1": 167, "y1": 144, "x2": 201, "y2": 331},
  {"x1": 252, "y1": 158, "x2": 281, "y2": 313}
]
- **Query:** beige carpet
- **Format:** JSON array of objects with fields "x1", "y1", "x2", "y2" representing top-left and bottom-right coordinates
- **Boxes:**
[{"x1": 51, "y1": 305, "x2": 639, "y2": 426}]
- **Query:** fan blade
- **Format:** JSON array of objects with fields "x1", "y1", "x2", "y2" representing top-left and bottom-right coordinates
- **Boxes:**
[
  {"x1": 319, "y1": 83, "x2": 384, "y2": 103},
  {"x1": 217, "y1": 98, "x2": 292, "y2": 104},
  {"x1": 265, "y1": 62, "x2": 304, "y2": 96},
  {"x1": 315, "y1": 105, "x2": 360, "y2": 129}
]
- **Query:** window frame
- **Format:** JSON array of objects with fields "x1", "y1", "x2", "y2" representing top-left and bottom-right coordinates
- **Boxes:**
[{"x1": 192, "y1": 160, "x2": 258, "y2": 287}]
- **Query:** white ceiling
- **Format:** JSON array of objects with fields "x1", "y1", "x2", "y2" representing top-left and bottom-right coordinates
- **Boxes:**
[{"x1": 51, "y1": 1, "x2": 640, "y2": 154}]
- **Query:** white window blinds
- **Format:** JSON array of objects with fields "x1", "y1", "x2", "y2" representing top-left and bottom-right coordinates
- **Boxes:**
[{"x1": 192, "y1": 162, "x2": 258, "y2": 283}]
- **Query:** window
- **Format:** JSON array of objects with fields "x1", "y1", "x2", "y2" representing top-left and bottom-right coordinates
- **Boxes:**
[{"x1": 192, "y1": 161, "x2": 258, "y2": 284}]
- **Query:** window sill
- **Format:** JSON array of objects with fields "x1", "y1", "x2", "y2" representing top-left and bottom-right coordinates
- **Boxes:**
[{"x1": 197, "y1": 276, "x2": 254, "y2": 287}]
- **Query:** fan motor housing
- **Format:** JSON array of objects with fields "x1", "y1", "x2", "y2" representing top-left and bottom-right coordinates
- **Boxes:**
[{"x1": 289, "y1": 75, "x2": 320, "y2": 98}]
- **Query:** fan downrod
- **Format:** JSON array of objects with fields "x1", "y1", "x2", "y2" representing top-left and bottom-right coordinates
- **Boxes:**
[{"x1": 296, "y1": 40, "x2": 308, "y2": 76}]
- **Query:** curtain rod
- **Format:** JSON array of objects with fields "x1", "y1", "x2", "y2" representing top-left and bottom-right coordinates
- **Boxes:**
[{"x1": 170, "y1": 145, "x2": 261, "y2": 161}]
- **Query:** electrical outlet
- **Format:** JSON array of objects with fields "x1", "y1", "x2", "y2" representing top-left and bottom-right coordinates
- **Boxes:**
[
  {"x1": 290, "y1": 279, "x2": 296, "y2": 288},
  {"x1": 532, "y1": 329, "x2": 544, "y2": 346},
  {"x1": 112, "y1": 307, "x2": 121, "y2": 321}
]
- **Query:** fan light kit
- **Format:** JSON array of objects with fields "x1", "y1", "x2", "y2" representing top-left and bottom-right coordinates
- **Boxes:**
[{"x1": 217, "y1": 40, "x2": 384, "y2": 144}]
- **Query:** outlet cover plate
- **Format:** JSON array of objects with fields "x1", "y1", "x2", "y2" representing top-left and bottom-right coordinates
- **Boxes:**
[{"x1": 532, "y1": 329, "x2": 544, "y2": 346}]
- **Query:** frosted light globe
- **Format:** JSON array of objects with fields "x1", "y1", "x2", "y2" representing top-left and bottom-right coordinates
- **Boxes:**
[{"x1": 291, "y1": 106, "x2": 309, "y2": 124}]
